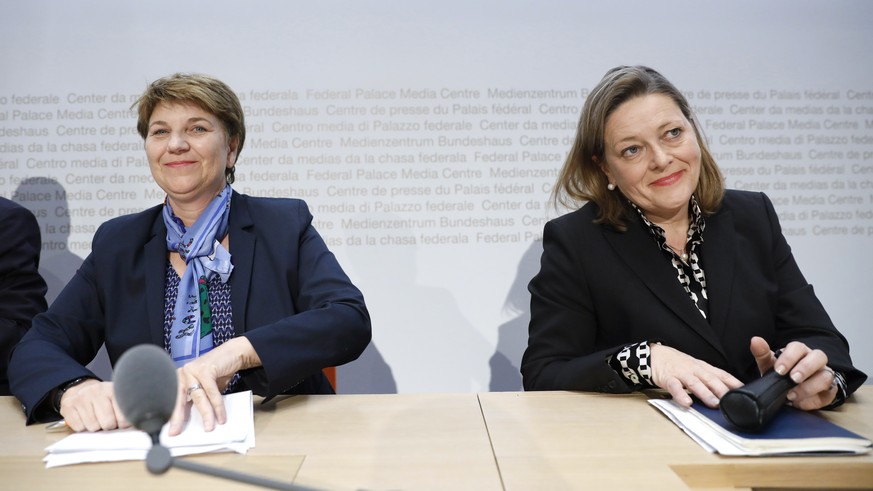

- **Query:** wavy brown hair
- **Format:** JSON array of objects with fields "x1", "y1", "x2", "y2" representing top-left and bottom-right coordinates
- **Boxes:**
[
  {"x1": 554, "y1": 65, "x2": 724, "y2": 230},
  {"x1": 132, "y1": 73, "x2": 245, "y2": 184}
]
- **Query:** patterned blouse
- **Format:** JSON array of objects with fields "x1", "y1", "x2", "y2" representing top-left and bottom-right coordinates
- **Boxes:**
[
  {"x1": 607, "y1": 197, "x2": 707, "y2": 389},
  {"x1": 606, "y1": 198, "x2": 848, "y2": 408},
  {"x1": 162, "y1": 262, "x2": 241, "y2": 393}
]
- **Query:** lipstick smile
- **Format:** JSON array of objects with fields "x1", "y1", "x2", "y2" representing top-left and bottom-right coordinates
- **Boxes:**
[{"x1": 651, "y1": 171, "x2": 683, "y2": 187}]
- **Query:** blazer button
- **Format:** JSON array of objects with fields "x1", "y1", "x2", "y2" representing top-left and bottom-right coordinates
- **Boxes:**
[{"x1": 607, "y1": 381, "x2": 617, "y2": 390}]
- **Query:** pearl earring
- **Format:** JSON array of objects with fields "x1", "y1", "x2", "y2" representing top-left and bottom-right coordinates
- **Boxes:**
[{"x1": 607, "y1": 183, "x2": 616, "y2": 191}]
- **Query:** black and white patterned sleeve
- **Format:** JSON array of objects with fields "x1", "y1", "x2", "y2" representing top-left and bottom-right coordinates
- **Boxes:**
[{"x1": 607, "y1": 341, "x2": 656, "y2": 389}]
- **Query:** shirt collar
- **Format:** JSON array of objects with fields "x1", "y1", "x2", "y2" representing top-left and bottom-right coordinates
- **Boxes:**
[{"x1": 629, "y1": 196, "x2": 706, "y2": 255}]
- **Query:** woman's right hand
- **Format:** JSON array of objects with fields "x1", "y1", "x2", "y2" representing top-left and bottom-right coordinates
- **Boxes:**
[
  {"x1": 650, "y1": 344, "x2": 743, "y2": 408},
  {"x1": 58, "y1": 380, "x2": 131, "y2": 432},
  {"x1": 167, "y1": 337, "x2": 261, "y2": 436}
]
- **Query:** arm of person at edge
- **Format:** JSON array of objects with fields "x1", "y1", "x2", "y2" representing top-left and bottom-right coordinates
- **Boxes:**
[{"x1": 0, "y1": 201, "x2": 48, "y2": 395}]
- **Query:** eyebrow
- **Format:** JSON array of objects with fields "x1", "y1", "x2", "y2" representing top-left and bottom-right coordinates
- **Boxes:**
[
  {"x1": 148, "y1": 116, "x2": 214, "y2": 128},
  {"x1": 610, "y1": 119, "x2": 687, "y2": 146}
]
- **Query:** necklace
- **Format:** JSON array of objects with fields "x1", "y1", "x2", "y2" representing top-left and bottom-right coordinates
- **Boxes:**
[{"x1": 669, "y1": 245, "x2": 689, "y2": 262}]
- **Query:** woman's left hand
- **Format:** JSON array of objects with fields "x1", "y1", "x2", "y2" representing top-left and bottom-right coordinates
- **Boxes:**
[
  {"x1": 749, "y1": 336, "x2": 838, "y2": 410},
  {"x1": 167, "y1": 336, "x2": 261, "y2": 436}
]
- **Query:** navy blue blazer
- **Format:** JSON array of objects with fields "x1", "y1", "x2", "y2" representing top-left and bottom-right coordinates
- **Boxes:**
[
  {"x1": 522, "y1": 190, "x2": 866, "y2": 395},
  {"x1": 0, "y1": 198, "x2": 48, "y2": 395},
  {"x1": 9, "y1": 192, "x2": 371, "y2": 423}
]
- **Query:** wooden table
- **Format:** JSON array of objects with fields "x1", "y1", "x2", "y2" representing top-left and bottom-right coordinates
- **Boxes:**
[
  {"x1": 480, "y1": 387, "x2": 873, "y2": 490},
  {"x1": 1, "y1": 388, "x2": 871, "y2": 490},
  {"x1": 256, "y1": 393, "x2": 502, "y2": 490},
  {"x1": 0, "y1": 393, "x2": 501, "y2": 491}
]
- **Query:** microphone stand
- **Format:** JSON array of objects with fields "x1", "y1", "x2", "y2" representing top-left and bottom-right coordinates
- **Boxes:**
[
  {"x1": 145, "y1": 434, "x2": 320, "y2": 491},
  {"x1": 113, "y1": 346, "x2": 320, "y2": 491}
]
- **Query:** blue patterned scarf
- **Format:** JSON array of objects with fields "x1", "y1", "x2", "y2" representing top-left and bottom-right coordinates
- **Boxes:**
[{"x1": 163, "y1": 184, "x2": 234, "y2": 367}]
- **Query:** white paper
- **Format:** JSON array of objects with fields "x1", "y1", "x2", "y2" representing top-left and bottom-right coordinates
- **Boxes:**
[
  {"x1": 44, "y1": 390, "x2": 255, "y2": 468},
  {"x1": 649, "y1": 399, "x2": 745, "y2": 455},
  {"x1": 648, "y1": 398, "x2": 872, "y2": 456}
]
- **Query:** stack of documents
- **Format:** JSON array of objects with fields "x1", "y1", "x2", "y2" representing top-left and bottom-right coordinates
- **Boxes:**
[
  {"x1": 650, "y1": 398, "x2": 872, "y2": 456},
  {"x1": 44, "y1": 391, "x2": 255, "y2": 468}
]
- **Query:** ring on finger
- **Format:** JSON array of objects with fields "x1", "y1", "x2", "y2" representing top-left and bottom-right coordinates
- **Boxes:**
[
  {"x1": 187, "y1": 383, "x2": 203, "y2": 397},
  {"x1": 823, "y1": 367, "x2": 837, "y2": 391}
]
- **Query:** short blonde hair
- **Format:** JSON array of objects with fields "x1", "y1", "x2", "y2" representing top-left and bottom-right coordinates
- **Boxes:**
[{"x1": 132, "y1": 73, "x2": 245, "y2": 184}]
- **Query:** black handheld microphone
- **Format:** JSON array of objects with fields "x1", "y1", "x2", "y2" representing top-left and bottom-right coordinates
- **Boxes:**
[
  {"x1": 719, "y1": 369, "x2": 796, "y2": 432},
  {"x1": 113, "y1": 344, "x2": 320, "y2": 491}
]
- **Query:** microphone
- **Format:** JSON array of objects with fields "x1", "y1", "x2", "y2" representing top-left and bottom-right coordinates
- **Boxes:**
[
  {"x1": 113, "y1": 344, "x2": 320, "y2": 491},
  {"x1": 719, "y1": 369, "x2": 796, "y2": 432},
  {"x1": 113, "y1": 344, "x2": 177, "y2": 443}
]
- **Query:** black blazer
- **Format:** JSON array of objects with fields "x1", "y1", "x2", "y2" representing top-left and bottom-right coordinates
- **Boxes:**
[
  {"x1": 9, "y1": 192, "x2": 371, "y2": 423},
  {"x1": 522, "y1": 190, "x2": 866, "y2": 395},
  {"x1": 0, "y1": 198, "x2": 48, "y2": 395}
]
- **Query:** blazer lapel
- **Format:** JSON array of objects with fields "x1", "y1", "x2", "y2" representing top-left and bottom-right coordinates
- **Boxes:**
[
  {"x1": 698, "y1": 206, "x2": 736, "y2": 342},
  {"x1": 144, "y1": 215, "x2": 168, "y2": 347},
  {"x1": 602, "y1": 216, "x2": 726, "y2": 356},
  {"x1": 228, "y1": 192, "x2": 255, "y2": 336}
]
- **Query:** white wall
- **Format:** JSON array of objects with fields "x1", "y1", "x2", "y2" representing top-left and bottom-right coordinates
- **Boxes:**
[{"x1": 2, "y1": 0, "x2": 871, "y2": 392}]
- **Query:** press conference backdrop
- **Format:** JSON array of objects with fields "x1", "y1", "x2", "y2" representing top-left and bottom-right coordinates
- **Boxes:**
[{"x1": 2, "y1": 1, "x2": 871, "y2": 392}]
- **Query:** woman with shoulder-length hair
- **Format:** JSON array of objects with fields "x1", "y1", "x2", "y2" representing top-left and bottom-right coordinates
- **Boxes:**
[{"x1": 522, "y1": 65, "x2": 865, "y2": 410}]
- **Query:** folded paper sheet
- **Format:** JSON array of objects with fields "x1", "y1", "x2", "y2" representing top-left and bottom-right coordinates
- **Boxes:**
[
  {"x1": 649, "y1": 398, "x2": 872, "y2": 456},
  {"x1": 44, "y1": 391, "x2": 255, "y2": 468}
]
